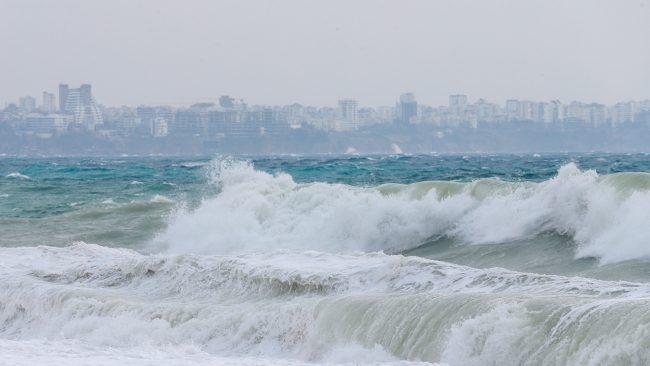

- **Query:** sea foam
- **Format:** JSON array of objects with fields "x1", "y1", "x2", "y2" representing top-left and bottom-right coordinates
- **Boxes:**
[
  {"x1": 5, "y1": 172, "x2": 31, "y2": 180},
  {"x1": 1, "y1": 244, "x2": 649, "y2": 365},
  {"x1": 155, "y1": 159, "x2": 650, "y2": 264}
]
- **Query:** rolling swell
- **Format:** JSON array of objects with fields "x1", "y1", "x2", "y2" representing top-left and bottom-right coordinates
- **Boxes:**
[
  {"x1": 2, "y1": 244, "x2": 650, "y2": 364},
  {"x1": 5, "y1": 156, "x2": 650, "y2": 365},
  {"x1": 156, "y1": 159, "x2": 650, "y2": 265}
]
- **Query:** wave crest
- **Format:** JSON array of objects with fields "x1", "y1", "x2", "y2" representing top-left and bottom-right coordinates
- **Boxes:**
[
  {"x1": 2, "y1": 244, "x2": 650, "y2": 364},
  {"x1": 154, "y1": 159, "x2": 650, "y2": 264}
]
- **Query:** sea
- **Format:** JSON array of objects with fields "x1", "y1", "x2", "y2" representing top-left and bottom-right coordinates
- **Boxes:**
[{"x1": 2, "y1": 153, "x2": 650, "y2": 365}]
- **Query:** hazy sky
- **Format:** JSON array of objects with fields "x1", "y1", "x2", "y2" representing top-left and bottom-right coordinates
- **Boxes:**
[{"x1": 1, "y1": 0, "x2": 649, "y2": 107}]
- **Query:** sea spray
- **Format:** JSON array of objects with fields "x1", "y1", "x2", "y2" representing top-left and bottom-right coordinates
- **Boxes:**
[
  {"x1": 156, "y1": 160, "x2": 650, "y2": 264},
  {"x1": 5, "y1": 155, "x2": 650, "y2": 365},
  {"x1": 2, "y1": 244, "x2": 650, "y2": 364}
]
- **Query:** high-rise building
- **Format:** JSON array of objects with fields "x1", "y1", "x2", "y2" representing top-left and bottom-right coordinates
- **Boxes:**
[
  {"x1": 338, "y1": 98, "x2": 359, "y2": 130},
  {"x1": 474, "y1": 99, "x2": 499, "y2": 123},
  {"x1": 59, "y1": 83, "x2": 103, "y2": 129},
  {"x1": 505, "y1": 99, "x2": 519, "y2": 121},
  {"x1": 18, "y1": 96, "x2": 36, "y2": 113},
  {"x1": 587, "y1": 103, "x2": 607, "y2": 127},
  {"x1": 550, "y1": 100, "x2": 565, "y2": 123},
  {"x1": 449, "y1": 95, "x2": 468, "y2": 122},
  {"x1": 80, "y1": 84, "x2": 92, "y2": 105},
  {"x1": 610, "y1": 101, "x2": 637, "y2": 126},
  {"x1": 449, "y1": 95, "x2": 467, "y2": 108},
  {"x1": 566, "y1": 101, "x2": 587, "y2": 122},
  {"x1": 534, "y1": 102, "x2": 554, "y2": 124},
  {"x1": 58, "y1": 84, "x2": 69, "y2": 112},
  {"x1": 151, "y1": 117, "x2": 169, "y2": 137},
  {"x1": 397, "y1": 93, "x2": 417, "y2": 124},
  {"x1": 42, "y1": 92, "x2": 56, "y2": 113}
]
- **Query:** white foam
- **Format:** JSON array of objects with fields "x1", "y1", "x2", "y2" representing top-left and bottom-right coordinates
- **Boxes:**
[
  {"x1": 449, "y1": 163, "x2": 650, "y2": 264},
  {"x1": 155, "y1": 159, "x2": 650, "y2": 264},
  {"x1": 0, "y1": 340, "x2": 438, "y2": 366},
  {"x1": 5, "y1": 243, "x2": 650, "y2": 364},
  {"x1": 155, "y1": 159, "x2": 471, "y2": 254},
  {"x1": 181, "y1": 161, "x2": 208, "y2": 168},
  {"x1": 6, "y1": 172, "x2": 30, "y2": 180},
  {"x1": 150, "y1": 195, "x2": 175, "y2": 203},
  {"x1": 2, "y1": 244, "x2": 649, "y2": 364}
]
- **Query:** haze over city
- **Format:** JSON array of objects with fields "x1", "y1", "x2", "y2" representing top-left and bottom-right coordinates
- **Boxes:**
[{"x1": 1, "y1": 0, "x2": 649, "y2": 107}]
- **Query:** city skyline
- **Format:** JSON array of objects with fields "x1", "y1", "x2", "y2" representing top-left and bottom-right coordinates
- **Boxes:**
[
  {"x1": 3, "y1": 82, "x2": 649, "y2": 141},
  {"x1": 4, "y1": 82, "x2": 649, "y2": 111},
  {"x1": 1, "y1": 0, "x2": 649, "y2": 107}
]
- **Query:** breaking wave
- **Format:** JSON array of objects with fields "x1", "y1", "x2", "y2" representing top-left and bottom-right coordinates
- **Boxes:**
[
  {"x1": 6, "y1": 156, "x2": 650, "y2": 365},
  {"x1": 1, "y1": 244, "x2": 650, "y2": 365},
  {"x1": 155, "y1": 159, "x2": 650, "y2": 264}
]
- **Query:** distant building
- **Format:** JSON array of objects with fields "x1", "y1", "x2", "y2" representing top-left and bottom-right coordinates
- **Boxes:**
[
  {"x1": 151, "y1": 117, "x2": 169, "y2": 137},
  {"x1": 474, "y1": 99, "x2": 500, "y2": 123},
  {"x1": 587, "y1": 103, "x2": 607, "y2": 127},
  {"x1": 449, "y1": 94, "x2": 468, "y2": 123},
  {"x1": 172, "y1": 110, "x2": 208, "y2": 136},
  {"x1": 505, "y1": 99, "x2": 519, "y2": 121},
  {"x1": 58, "y1": 84, "x2": 69, "y2": 112},
  {"x1": 518, "y1": 101, "x2": 534, "y2": 121},
  {"x1": 338, "y1": 98, "x2": 359, "y2": 130},
  {"x1": 24, "y1": 114, "x2": 70, "y2": 133},
  {"x1": 610, "y1": 102, "x2": 637, "y2": 126},
  {"x1": 41, "y1": 92, "x2": 56, "y2": 113},
  {"x1": 59, "y1": 83, "x2": 103, "y2": 129},
  {"x1": 285, "y1": 103, "x2": 306, "y2": 126},
  {"x1": 219, "y1": 95, "x2": 234, "y2": 109},
  {"x1": 566, "y1": 102, "x2": 587, "y2": 123},
  {"x1": 534, "y1": 102, "x2": 554, "y2": 124},
  {"x1": 449, "y1": 95, "x2": 468, "y2": 107},
  {"x1": 397, "y1": 93, "x2": 417, "y2": 124},
  {"x1": 136, "y1": 106, "x2": 157, "y2": 135},
  {"x1": 18, "y1": 96, "x2": 36, "y2": 113},
  {"x1": 504, "y1": 100, "x2": 536, "y2": 121},
  {"x1": 550, "y1": 100, "x2": 565, "y2": 123}
]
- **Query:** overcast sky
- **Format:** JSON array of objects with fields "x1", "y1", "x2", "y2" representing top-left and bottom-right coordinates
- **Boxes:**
[{"x1": 1, "y1": 0, "x2": 649, "y2": 107}]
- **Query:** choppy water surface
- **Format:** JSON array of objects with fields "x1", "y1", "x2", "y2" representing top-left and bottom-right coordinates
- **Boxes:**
[{"x1": 2, "y1": 153, "x2": 650, "y2": 365}]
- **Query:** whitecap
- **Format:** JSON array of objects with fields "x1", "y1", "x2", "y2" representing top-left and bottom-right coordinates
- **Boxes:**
[
  {"x1": 154, "y1": 158, "x2": 650, "y2": 265},
  {"x1": 150, "y1": 195, "x2": 175, "y2": 203},
  {"x1": 180, "y1": 162, "x2": 207, "y2": 168},
  {"x1": 6, "y1": 172, "x2": 30, "y2": 180}
]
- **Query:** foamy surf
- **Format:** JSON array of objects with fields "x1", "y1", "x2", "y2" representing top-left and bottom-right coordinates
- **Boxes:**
[
  {"x1": 4, "y1": 154, "x2": 650, "y2": 365},
  {"x1": 1, "y1": 244, "x2": 649, "y2": 365},
  {"x1": 0, "y1": 340, "x2": 440, "y2": 366},
  {"x1": 156, "y1": 159, "x2": 650, "y2": 264}
]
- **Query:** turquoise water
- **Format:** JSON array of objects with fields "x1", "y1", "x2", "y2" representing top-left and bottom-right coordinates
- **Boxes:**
[
  {"x1": 3, "y1": 153, "x2": 650, "y2": 365},
  {"x1": 3, "y1": 153, "x2": 650, "y2": 264},
  {"x1": 4, "y1": 153, "x2": 650, "y2": 219}
]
